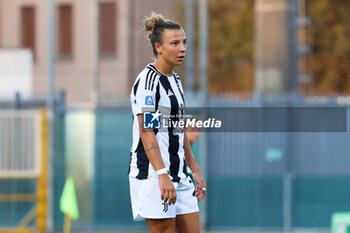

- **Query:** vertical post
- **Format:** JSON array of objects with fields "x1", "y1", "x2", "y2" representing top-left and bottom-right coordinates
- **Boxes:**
[
  {"x1": 63, "y1": 214, "x2": 71, "y2": 233},
  {"x1": 91, "y1": 1, "x2": 100, "y2": 217},
  {"x1": 290, "y1": 0, "x2": 298, "y2": 94},
  {"x1": 14, "y1": 92, "x2": 21, "y2": 110},
  {"x1": 12, "y1": 92, "x2": 21, "y2": 222},
  {"x1": 128, "y1": 0, "x2": 135, "y2": 90},
  {"x1": 283, "y1": 173, "x2": 292, "y2": 232},
  {"x1": 47, "y1": 0, "x2": 55, "y2": 231},
  {"x1": 37, "y1": 109, "x2": 48, "y2": 233},
  {"x1": 199, "y1": 0, "x2": 208, "y2": 101},
  {"x1": 185, "y1": 0, "x2": 194, "y2": 92},
  {"x1": 198, "y1": 0, "x2": 208, "y2": 230},
  {"x1": 58, "y1": 90, "x2": 66, "y2": 112},
  {"x1": 92, "y1": 0, "x2": 100, "y2": 108},
  {"x1": 284, "y1": 1, "x2": 298, "y2": 232},
  {"x1": 0, "y1": 0, "x2": 2, "y2": 47}
]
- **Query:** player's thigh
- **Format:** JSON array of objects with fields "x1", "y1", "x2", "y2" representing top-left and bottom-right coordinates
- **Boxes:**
[
  {"x1": 146, "y1": 218, "x2": 176, "y2": 233},
  {"x1": 175, "y1": 212, "x2": 200, "y2": 233}
]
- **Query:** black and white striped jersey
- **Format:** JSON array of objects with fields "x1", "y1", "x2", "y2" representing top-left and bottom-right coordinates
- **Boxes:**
[{"x1": 129, "y1": 63, "x2": 189, "y2": 182}]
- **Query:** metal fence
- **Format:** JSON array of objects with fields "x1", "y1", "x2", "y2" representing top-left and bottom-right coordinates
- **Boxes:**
[
  {"x1": 0, "y1": 110, "x2": 41, "y2": 178},
  {"x1": 1, "y1": 94, "x2": 350, "y2": 232},
  {"x1": 206, "y1": 94, "x2": 350, "y2": 231}
]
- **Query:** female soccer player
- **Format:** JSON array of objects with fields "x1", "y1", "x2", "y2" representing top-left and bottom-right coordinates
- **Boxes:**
[{"x1": 128, "y1": 12, "x2": 207, "y2": 233}]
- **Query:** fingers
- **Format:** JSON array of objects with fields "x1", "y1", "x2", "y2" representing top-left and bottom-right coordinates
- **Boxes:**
[
  {"x1": 161, "y1": 188, "x2": 164, "y2": 201},
  {"x1": 197, "y1": 190, "x2": 205, "y2": 201},
  {"x1": 195, "y1": 183, "x2": 207, "y2": 201},
  {"x1": 168, "y1": 187, "x2": 177, "y2": 205},
  {"x1": 197, "y1": 190, "x2": 206, "y2": 201},
  {"x1": 195, "y1": 186, "x2": 200, "y2": 196},
  {"x1": 162, "y1": 189, "x2": 169, "y2": 203},
  {"x1": 160, "y1": 184, "x2": 176, "y2": 205}
]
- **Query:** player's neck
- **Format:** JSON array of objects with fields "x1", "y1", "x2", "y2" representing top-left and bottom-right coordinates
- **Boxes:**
[{"x1": 153, "y1": 59, "x2": 174, "y2": 77}]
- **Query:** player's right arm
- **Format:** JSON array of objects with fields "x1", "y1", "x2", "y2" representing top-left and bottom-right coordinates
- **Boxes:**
[{"x1": 137, "y1": 114, "x2": 176, "y2": 205}]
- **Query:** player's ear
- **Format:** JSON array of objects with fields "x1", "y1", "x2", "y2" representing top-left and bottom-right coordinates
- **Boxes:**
[{"x1": 154, "y1": 42, "x2": 162, "y2": 55}]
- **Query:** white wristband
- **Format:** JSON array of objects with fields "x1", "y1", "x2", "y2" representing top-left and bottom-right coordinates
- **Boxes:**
[{"x1": 156, "y1": 168, "x2": 168, "y2": 175}]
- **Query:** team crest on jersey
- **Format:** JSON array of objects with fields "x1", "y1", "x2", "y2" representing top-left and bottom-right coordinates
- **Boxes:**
[
  {"x1": 179, "y1": 104, "x2": 185, "y2": 120},
  {"x1": 172, "y1": 104, "x2": 185, "y2": 135},
  {"x1": 145, "y1": 95, "x2": 154, "y2": 106}
]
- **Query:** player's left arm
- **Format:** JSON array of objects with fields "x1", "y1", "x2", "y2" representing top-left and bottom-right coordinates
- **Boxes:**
[{"x1": 184, "y1": 132, "x2": 207, "y2": 201}]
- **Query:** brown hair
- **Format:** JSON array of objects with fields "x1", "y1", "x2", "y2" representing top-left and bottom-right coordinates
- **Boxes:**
[{"x1": 143, "y1": 12, "x2": 182, "y2": 57}]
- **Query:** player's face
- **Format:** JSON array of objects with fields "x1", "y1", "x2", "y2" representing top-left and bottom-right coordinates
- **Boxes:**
[{"x1": 159, "y1": 29, "x2": 187, "y2": 66}]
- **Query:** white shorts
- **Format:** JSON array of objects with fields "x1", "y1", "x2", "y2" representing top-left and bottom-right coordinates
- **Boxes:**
[{"x1": 129, "y1": 174, "x2": 199, "y2": 221}]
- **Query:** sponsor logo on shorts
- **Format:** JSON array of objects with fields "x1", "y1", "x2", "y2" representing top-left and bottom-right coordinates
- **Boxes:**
[{"x1": 162, "y1": 201, "x2": 168, "y2": 212}]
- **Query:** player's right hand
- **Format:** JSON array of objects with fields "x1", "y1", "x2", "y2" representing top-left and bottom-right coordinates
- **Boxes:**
[{"x1": 158, "y1": 174, "x2": 176, "y2": 205}]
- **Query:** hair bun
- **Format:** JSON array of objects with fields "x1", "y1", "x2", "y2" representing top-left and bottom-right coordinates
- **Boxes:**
[{"x1": 143, "y1": 12, "x2": 165, "y2": 32}]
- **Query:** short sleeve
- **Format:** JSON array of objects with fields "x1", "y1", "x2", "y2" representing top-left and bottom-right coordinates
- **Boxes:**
[{"x1": 134, "y1": 70, "x2": 159, "y2": 115}]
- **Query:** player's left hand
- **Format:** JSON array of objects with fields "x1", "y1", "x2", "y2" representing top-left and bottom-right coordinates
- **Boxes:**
[{"x1": 193, "y1": 173, "x2": 206, "y2": 201}]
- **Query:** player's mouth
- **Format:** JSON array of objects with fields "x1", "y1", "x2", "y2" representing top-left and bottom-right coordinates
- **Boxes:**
[{"x1": 177, "y1": 56, "x2": 185, "y2": 61}]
